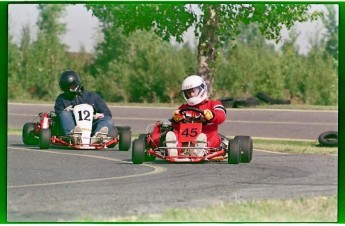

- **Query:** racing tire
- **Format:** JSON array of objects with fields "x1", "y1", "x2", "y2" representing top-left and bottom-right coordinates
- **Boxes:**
[
  {"x1": 138, "y1": 134, "x2": 156, "y2": 162},
  {"x1": 228, "y1": 139, "x2": 240, "y2": 164},
  {"x1": 132, "y1": 139, "x2": 145, "y2": 164},
  {"x1": 116, "y1": 126, "x2": 131, "y2": 131},
  {"x1": 39, "y1": 128, "x2": 51, "y2": 149},
  {"x1": 119, "y1": 129, "x2": 131, "y2": 151},
  {"x1": 22, "y1": 122, "x2": 39, "y2": 145},
  {"x1": 318, "y1": 131, "x2": 338, "y2": 147},
  {"x1": 234, "y1": 136, "x2": 253, "y2": 163},
  {"x1": 138, "y1": 134, "x2": 156, "y2": 161},
  {"x1": 138, "y1": 134, "x2": 147, "y2": 140}
]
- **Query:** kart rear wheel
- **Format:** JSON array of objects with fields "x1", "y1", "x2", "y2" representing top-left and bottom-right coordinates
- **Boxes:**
[
  {"x1": 116, "y1": 126, "x2": 131, "y2": 131},
  {"x1": 22, "y1": 122, "x2": 39, "y2": 145},
  {"x1": 132, "y1": 139, "x2": 145, "y2": 164},
  {"x1": 39, "y1": 128, "x2": 51, "y2": 149},
  {"x1": 119, "y1": 129, "x2": 131, "y2": 151},
  {"x1": 234, "y1": 136, "x2": 253, "y2": 163},
  {"x1": 228, "y1": 139, "x2": 240, "y2": 164}
]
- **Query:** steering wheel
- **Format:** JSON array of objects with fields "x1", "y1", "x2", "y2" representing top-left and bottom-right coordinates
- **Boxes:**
[{"x1": 178, "y1": 107, "x2": 206, "y2": 123}]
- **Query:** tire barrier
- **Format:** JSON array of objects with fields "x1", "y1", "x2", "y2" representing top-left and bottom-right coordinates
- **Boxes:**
[
  {"x1": 256, "y1": 92, "x2": 291, "y2": 105},
  {"x1": 219, "y1": 97, "x2": 235, "y2": 108},
  {"x1": 233, "y1": 97, "x2": 260, "y2": 108},
  {"x1": 318, "y1": 131, "x2": 338, "y2": 147},
  {"x1": 219, "y1": 92, "x2": 291, "y2": 108}
]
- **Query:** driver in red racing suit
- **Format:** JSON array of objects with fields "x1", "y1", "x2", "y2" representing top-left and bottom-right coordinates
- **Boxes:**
[{"x1": 148, "y1": 75, "x2": 227, "y2": 157}]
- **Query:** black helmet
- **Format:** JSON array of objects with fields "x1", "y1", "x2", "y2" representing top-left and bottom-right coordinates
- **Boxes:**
[{"x1": 59, "y1": 70, "x2": 82, "y2": 93}]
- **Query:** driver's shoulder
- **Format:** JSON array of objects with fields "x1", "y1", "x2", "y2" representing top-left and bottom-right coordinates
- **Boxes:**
[{"x1": 82, "y1": 90, "x2": 100, "y2": 98}]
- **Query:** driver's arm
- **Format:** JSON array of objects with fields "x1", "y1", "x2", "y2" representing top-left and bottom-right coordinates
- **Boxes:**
[
  {"x1": 54, "y1": 96, "x2": 65, "y2": 114},
  {"x1": 92, "y1": 93, "x2": 112, "y2": 118},
  {"x1": 208, "y1": 102, "x2": 227, "y2": 124}
]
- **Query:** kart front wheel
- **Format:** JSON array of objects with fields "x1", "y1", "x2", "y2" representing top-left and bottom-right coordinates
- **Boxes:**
[
  {"x1": 22, "y1": 122, "x2": 39, "y2": 145},
  {"x1": 119, "y1": 129, "x2": 131, "y2": 151},
  {"x1": 234, "y1": 136, "x2": 253, "y2": 163},
  {"x1": 132, "y1": 139, "x2": 145, "y2": 164},
  {"x1": 39, "y1": 128, "x2": 51, "y2": 149},
  {"x1": 228, "y1": 139, "x2": 240, "y2": 164}
]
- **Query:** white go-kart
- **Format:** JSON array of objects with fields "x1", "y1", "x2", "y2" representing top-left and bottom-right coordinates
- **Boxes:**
[{"x1": 22, "y1": 104, "x2": 131, "y2": 151}]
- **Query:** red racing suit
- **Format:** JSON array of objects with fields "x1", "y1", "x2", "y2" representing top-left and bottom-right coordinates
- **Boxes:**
[{"x1": 148, "y1": 99, "x2": 227, "y2": 148}]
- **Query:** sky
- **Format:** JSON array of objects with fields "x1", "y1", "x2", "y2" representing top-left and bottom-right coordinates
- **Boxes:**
[
  {"x1": 8, "y1": 4, "x2": 100, "y2": 52},
  {"x1": 8, "y1": 3, "x2": 338, "y2": 54}
]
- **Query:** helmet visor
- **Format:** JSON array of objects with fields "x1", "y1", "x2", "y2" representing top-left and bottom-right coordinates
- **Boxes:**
[
  {"x1": 183, "y1": 86, "x2": 202, "y2": 99},
  {"x1": 69, "y1": 84, "x2": 78, "y2": 92}
]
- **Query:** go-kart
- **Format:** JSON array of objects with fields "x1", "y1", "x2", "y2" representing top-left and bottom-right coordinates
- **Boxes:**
[
  {"x1": 22, "y1": 104, "x2": 132, "y2": 150},
  {"x1": 132, "y1": 107, "x2": 253, "y2": 164}
]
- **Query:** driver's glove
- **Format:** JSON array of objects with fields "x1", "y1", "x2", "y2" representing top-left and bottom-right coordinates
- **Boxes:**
[
  {"x1": 172, "y1": 110, "x2": 183, "y2": 122},
  {"x1": 64, "y1": 105, "x2": 73, "y2": 112},
  {"x1": 94, "y1": 113, "x2": 104, "y2": 120},
  {"x1": 203, "y1": 109, "x2": 214, "y2": 121}
]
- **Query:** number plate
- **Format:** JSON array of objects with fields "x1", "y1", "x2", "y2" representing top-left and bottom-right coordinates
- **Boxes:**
[{"x1": 179, "y1": 123, "x2": 202, "y2": 142}]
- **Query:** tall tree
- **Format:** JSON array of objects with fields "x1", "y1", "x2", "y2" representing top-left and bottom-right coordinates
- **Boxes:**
[
  {"x1": 86, "y1": 3, "x2": 322, "y2": 96},
  {"x1": 8, "y1": 32, "x2": 23, "y2": 99},
  {"x1": 29, "y1": 4, "x2": 68, "y2": 99},
  {"x1": 321, "y1": 5, "x2": 338, "y2": 61}
]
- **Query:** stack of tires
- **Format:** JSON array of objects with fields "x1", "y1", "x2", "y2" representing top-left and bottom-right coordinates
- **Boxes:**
[
  {"x1": 219, "y1": 92, "x2": 291, "y2": 108},
  {"x1": 255, "y1": 92, "x2": 291, "y2": 105}
]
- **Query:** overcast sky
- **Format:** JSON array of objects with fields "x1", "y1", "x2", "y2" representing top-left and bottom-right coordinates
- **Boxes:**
[
  {"x1": 8, "y1": 4, "x2": 100, "y2": 52},
  {"x1": 8, "y1": 4, "x2": 338, "y2": 54}
]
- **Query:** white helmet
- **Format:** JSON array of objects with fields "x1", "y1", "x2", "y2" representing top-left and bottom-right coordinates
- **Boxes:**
[{"x1": 181, "y1": 75, "x2": 208, "y2": 106}]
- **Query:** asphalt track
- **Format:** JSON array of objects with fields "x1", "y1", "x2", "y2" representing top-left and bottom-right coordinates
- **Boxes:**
[{"x1": 7, "y1": 103, "x2": 338, "y2": 222}]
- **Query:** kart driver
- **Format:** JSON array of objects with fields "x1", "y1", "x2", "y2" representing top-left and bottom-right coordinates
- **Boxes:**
[
  {"x1": 149, "y1": 75, "x2": 227, "y2": 157},
  {"x1": 54, "y1": 70, "x2": 115, "y2": 141}
]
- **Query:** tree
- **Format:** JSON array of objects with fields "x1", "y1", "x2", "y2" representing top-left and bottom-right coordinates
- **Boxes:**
[
  {"x1": 214, "y1": 23, "x2": 283, "y2": 99},
  {"x1": 29, "y1": 4, "x2": 68, "y2": 100},
  {"x1": 86, "y1": 3, "x2": 322, "y2": 96},
  {"x1": 321, "y1": 5, "x2": 338, "y2": 61},
  {"x1": 90, "y1": 30, "x2": 191, "y2": 103},
  {"x1": 8, "y1": 32, "x2": 23, "y2": 99}
]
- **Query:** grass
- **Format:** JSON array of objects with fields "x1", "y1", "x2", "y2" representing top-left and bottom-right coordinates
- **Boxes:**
[
  {"x1": 253, "y1": 138, "x2": 338, "y2": 155},
  {"x1": 81, "y1": 196, "x2": 337, "y2": 222}
]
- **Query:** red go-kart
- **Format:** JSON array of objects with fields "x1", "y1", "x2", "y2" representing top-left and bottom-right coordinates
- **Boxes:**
[
  {"x1": 22, "y1": 104, "x2": 131, "y2": 151},
  {"x1": 132, "y1": 107, "x2": 253, "y2": 164}
]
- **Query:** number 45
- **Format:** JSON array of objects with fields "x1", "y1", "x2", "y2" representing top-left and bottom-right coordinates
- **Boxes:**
[{"x1": 181, "y1": 128, "x2": 199, "y2": 137}]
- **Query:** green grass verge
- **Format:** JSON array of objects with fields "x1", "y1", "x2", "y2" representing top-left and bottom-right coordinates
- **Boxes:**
[
  {"x1": 80, "y1": 196, "x2": 337, "y2": 222},
  {"x1": 253, "y1": 138, "x2": 338, "y2": 155}
]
